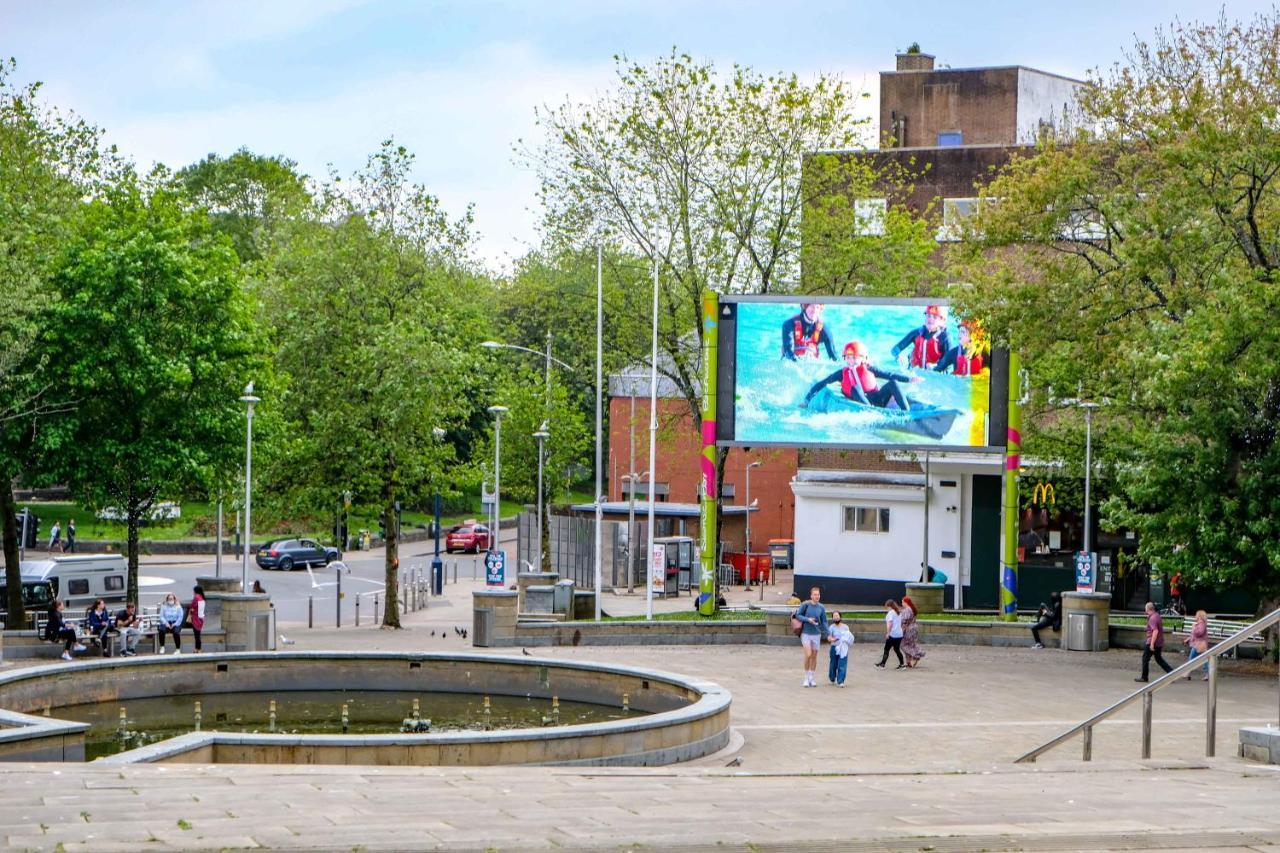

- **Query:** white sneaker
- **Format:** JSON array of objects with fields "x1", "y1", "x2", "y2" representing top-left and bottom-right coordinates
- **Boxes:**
[
  {"x1": 158, "y1": 648, "x2": 166, "y2": 654},
  {"x1": 802, "y1": 678, "x2": 810, "y2": 687},
  {"x1": 172, "y1": 650, "x2": 181, "y2": 656},
  {"x1": 61, "y1": 651, "x2": 72, "y2": 661},
  {"x1": 72, "y1": 643, "x2": 87, "y2": 652},
  {"x1": 837, "y1": 683, "x2": 846, "y2": 688}
]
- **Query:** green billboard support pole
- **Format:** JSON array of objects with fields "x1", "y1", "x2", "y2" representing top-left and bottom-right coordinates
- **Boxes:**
[
  {"x1": 698, "y1": 292, "x2": 719, "y2": 617},
  {"x1": 1000, "y1": 352, "x2": 1021, "y2": 621}
]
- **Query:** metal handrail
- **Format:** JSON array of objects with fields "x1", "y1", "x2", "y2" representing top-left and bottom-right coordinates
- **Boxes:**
[{"x1": 1016, "y1": 607, "x2": 1280, "y2": 763}]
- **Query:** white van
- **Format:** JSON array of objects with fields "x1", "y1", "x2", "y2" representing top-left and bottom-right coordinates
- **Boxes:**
[{"x1": 19, "y1": 554, "x2": 130, "y2": 612}]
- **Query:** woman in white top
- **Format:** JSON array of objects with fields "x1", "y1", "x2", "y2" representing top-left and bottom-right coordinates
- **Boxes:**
[{"x1": 875, "y1": 599, "x2": 905, "y2": 669}]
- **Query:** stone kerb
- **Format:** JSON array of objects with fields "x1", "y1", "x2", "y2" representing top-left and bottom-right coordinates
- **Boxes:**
[{"x1": 905, "y1": 582, "x2": 945, "y2": 614}]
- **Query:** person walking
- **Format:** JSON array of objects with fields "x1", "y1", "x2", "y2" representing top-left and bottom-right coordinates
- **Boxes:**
[
  {"x1": 827, "y1": 611, "x2": 854, "y2": 687},
  {"x1": 48, "y1": 520, "x2": 62, "y2": 553},
  {"x1": 1184, "y1": 609, "x2": 1209, "y2": 681},
  {"x1": 900, "y1": 595, "x2": 926, "y2": 668},
  {"x1": 794, "y1": 586, "x2": 828, "y2": 688},
  {"x1": 187, "y1": 585, "x2": 206, "y2": 653},
  {"x1": 1136, "y1": 601, "x2": 1174, "y2": 682},
  {"x1": 157, "y1": 593, "x2": 184, "y2": 654},
  {"x1": 65, "y1": 518, "x2": 76, "y2": 553},
  {"x1": 876, "y1": 599, "x2": 905, "y2": 669}
]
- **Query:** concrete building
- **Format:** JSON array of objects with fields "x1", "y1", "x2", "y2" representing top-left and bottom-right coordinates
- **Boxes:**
[{"x1": 784, "y1": 50, "x2": 1087, "y2": 608}]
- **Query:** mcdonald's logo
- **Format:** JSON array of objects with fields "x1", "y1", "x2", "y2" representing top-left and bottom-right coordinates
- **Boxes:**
[{"x1": 1032, "y1": 482, "x2": 1056, "y2": 507}]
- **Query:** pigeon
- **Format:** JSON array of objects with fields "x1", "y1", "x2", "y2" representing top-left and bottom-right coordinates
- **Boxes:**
[
  {"x1": 461, "y1": 629, "x2": 468, "y2": 639},
  {"x1": 279, "y1": 635, "x2": 295, "y2": 646},
  {"x1": 725, "y1": 756, "x2": 744, "y2": 767},
  {"x1": 430, "y1": 630, "x2": 435, "y2": 637},
  {"x1": 522, "y1": 648, "x2": 531, "y2": 656}
]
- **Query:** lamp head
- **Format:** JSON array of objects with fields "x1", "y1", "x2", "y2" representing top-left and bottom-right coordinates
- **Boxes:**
[
  {"x1": 488, "y1": 405, "x2": 509, "y2": 415},
  {"x1": 479, "y1": 341, "x2": 501, "y2": 349},
  {"x1": 748, "y1": 460, "x2": 763, "y2": 469},
  {"x1": 532, "y1": 430, "x2": 550, "y2": 440}
]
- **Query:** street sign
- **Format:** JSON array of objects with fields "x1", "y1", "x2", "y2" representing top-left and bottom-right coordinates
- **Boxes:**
[
  {"x1": 485, "y1": 550, "x2": 506, "y2": 587},
  {"x1": 1075, "y1": 551, "x2": 1095, "y2": 593}
]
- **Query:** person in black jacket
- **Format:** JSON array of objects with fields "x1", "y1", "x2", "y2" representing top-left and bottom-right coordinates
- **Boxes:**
[
  {"x1": 801, "y1": 340, "x2": 920, "y2": 410},
  {"x1": 46, "y1": 600, "x2": 86, "y2": 661},
  {"x1": 1029, "y1": 591, "x2": 1063, "y2": 648}
]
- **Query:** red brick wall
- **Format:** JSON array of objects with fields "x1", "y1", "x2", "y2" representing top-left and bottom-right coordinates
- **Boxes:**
[
  {"x1": 880, "y1": 67, "x2": 1021, "y2": 148},
  {"x1": 608, "y1": 395, "x2": 798, "y2": 552}
]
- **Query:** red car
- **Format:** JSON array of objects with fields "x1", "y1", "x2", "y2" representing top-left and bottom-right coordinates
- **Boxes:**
[{"x1": 445, "y1": 523, "x2": 492, "y2": 553}]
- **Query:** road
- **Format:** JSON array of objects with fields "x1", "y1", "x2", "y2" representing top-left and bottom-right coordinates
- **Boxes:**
[{"x1": 134, "y1": 526, "x2": 518, "y2": 626}]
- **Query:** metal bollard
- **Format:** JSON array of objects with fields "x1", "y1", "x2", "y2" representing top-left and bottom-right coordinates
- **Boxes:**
[
  {"x1": 355, "y1": 594, "x2": 360, "y2": 626},
  {"x1": 374, "y1": 593, "x2": 379, "y2": 623},
  {"x1": 308, "y1": 595, "x2": 314, "y2": 629}
]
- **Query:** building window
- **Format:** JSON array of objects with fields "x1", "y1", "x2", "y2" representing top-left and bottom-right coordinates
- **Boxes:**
[
  {"x1": 938, "y1": 197, "x2": 996, "y2": 241},
  {"x1": 720, "y1": 483, "x2": 736, "y2": 500},
  {"x1": 843, "y1": 505, "x2": 891, "y2": 533},
  {"x1": 937, "y1": 130, "x2": 963, "y2": 147},
  {"x1": 852, "y1": 198, "x2": 887, "y2": 237}
]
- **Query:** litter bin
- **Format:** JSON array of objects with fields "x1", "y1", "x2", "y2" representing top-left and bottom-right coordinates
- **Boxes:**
[
  {"x1": 768, "y1": 539, "x2": 794, "y2": 571},
  {"x1": 1066, "y1": 612, "x2": 1096, "y2": 651}
]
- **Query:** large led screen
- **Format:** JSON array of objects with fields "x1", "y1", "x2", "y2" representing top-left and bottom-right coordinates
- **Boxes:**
[{"x1": 721, "y1": 297, "x2": 1004, "y2": 450}]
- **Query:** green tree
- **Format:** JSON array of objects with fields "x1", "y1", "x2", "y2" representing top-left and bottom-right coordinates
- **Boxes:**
[
  {"x1": 526, "y1": 51, "x2": 874, "y2": 555},
  {"x1": 264, "y1": 140, "x2": 488, "y2": 628},
  {"x1": 38, "y1": 168, "x2": 261, "y2": 603},
  {"x1": 0, "y1": 60, "x2": 108, "y2": 625},
  {"x1": 952, "y1": 12, "x2": 1280, "y2": 612},
  {"x1": 177, "y1": 148, "x2": 311, "y2": 263}
]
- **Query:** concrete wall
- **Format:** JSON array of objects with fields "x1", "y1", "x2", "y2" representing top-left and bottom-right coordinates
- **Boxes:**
[{"x1": 1015, "y1": 69, "x2": 1086, "y2": 143}]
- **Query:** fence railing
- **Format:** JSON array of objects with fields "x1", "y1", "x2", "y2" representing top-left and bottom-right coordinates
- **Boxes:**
[{"x1": 1016, "y1": 607, "x2": 1280, "y2": 763}]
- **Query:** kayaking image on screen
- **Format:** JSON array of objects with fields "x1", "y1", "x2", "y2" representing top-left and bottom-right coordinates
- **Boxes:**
[{"x1": 734, "y1": 300, "x2": 991, "y2": 448}]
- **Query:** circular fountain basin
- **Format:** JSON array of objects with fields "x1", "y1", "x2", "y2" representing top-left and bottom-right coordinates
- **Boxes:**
[{"x1": 0, "y1": 652, "x2": 731, "y2": 767}]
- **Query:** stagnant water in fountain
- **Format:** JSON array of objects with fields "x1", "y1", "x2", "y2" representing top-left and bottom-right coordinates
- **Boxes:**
[{"x1": 53, "y1": 690, "x2": 640, "y2": 760}]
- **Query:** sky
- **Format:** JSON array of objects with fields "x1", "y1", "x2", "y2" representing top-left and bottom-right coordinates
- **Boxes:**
[{"x1": 4, "y1": 0, "x2": 1274, "y2": 270}]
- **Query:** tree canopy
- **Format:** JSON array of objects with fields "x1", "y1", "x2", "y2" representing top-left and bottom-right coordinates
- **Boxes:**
[{"x1": 952, "y1": 12, "x2": 1280, "y2": 606}]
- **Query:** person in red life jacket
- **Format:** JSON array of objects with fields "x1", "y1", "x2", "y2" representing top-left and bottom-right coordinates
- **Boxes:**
[
  {"x1": 781, "y1": 303, "x2": 837, "y2": 361},
  {"x1": 801, "y1": 341, "x2": 920, "y2": 410},
  {"x1": 934, "y1": 319, "x2": 987, "y2": 376},
  {"x1": 891, "y1": 304, "x2": 952, "y2": 369}
]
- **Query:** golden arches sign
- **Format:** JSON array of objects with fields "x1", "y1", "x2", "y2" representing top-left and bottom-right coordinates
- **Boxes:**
[{"x1": 1031, "y1": 482, "x2": 1056, "y2": 507}]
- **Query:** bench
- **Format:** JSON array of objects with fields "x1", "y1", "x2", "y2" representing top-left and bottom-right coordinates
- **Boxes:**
[{"x1": 1204, "y1": 617, "x2": 1265, "y2": 658}]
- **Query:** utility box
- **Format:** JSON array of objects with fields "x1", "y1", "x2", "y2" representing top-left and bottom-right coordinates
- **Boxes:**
[
  {"x1": 552, "y1": 580, "x2": 574, "y2": 614},
  {"x1": 1066, "y1": 612, "x2": 1098, "y2": 651},
  {"x1": 768, "y1": 539, "x2": 794, "y2": 570}
]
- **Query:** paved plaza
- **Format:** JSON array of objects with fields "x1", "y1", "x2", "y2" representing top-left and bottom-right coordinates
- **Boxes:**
[{"x1": 2, "y1": 572, "x2": 1278, "y2": 851}]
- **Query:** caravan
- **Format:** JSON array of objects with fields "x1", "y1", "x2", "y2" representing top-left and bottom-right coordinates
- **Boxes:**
[{"x1": 16, "y1": 554, "x2": 130, "y2": 612}]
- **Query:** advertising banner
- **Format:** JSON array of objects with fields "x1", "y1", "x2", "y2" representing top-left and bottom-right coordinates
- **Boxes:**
[
  {"x1": 484, "y1": 550, "x2": 506, "y2": 587},
  {"x1": 650, "y1": 544, "x2": 667, "y2": 596},
  {"x1": 716, "y1": 297, "x2": 1007, "y2": 451},
  {"x1": 1075, "y1": 551, "x2": 1095, "y2": 593}
]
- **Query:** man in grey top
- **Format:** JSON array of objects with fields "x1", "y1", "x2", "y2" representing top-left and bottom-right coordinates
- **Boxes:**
[{"x1": 795, "y1": 586, "x2": 828, "y2": 688}]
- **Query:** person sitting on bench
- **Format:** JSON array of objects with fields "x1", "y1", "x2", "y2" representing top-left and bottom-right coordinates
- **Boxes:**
[
  {"x1": 114, "y1": 601, "x2": 144, "y2": 656},
  {"x1": 1029, "y1": 592, "x2": 1062, "y2": 649},
  {"x1": 86, "y1": 598, "x2": 116, "y2": 655},
  {"x1": 46, "y1": 600, "x2": 87, "y2": 661}
]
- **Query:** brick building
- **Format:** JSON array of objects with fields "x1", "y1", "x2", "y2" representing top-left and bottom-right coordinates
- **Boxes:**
[{"x1": 606, "y1": 368, "x2": 796, "y2": 556}]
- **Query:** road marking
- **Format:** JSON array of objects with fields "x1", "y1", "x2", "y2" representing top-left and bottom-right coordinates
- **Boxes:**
[{"x1": 137, "y1": 575, "x2": 172, "y2": 587}]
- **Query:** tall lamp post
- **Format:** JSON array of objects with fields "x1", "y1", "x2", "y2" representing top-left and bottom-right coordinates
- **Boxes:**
[
  {"x1": 487, "y1": 406, "x2": 508, "y2": 552},
  {"x1": 238, "y1": 382, "x2": 260, "y2": 594},
  {"x1": 532, "y1": 424, "x2": 550, "y2": 570},
  {"x1": 1081, "y1": 402, "x2": 1099, "y2": 557},
  {"x1": 480, "y1": 339, "x2": 572, "y2": 569},
  {"x1": 743, "y1": 460, "x2": 762, "y2": 592},
  {"x1": 431, "y1": 427, "x2": 446, "y2": 595}
]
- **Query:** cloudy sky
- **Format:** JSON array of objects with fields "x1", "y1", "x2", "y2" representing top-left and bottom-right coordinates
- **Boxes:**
[{"x1": 5, "y1": 0, "x2": 1271, "y2": 269}]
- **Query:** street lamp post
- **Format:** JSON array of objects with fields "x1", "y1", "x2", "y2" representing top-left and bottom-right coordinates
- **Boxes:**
[
  {"x1": 533, "y1": 424, "x2": 550, "y2": 570},
  {"x1": 238, "y1": 382, "x2": 260, "y2": 594},
  {"x1": 1081, "y1": 402, "x2": 1099, "y2": 556},
  {"x1": 488, "y1": 406, "x2": 508, "y2": 554},
  {"x1": 480, "y1": 338, "x2": 572, "y2": 571},
  {"x1": 744, "y1": 460, "x2": 762, "y2": 593},
  {"x1": 431, "y1": 427, "x2": 445, "y2": 595}
]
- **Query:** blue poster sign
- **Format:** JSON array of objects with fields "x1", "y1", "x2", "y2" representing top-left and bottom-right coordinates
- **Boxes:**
[
  {"x1": 485, "y1": 550, "x2": 506, "y2": 587},
  {"x1": 1075, "y1": 551, "x2": 1094, "y2": 593}
]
